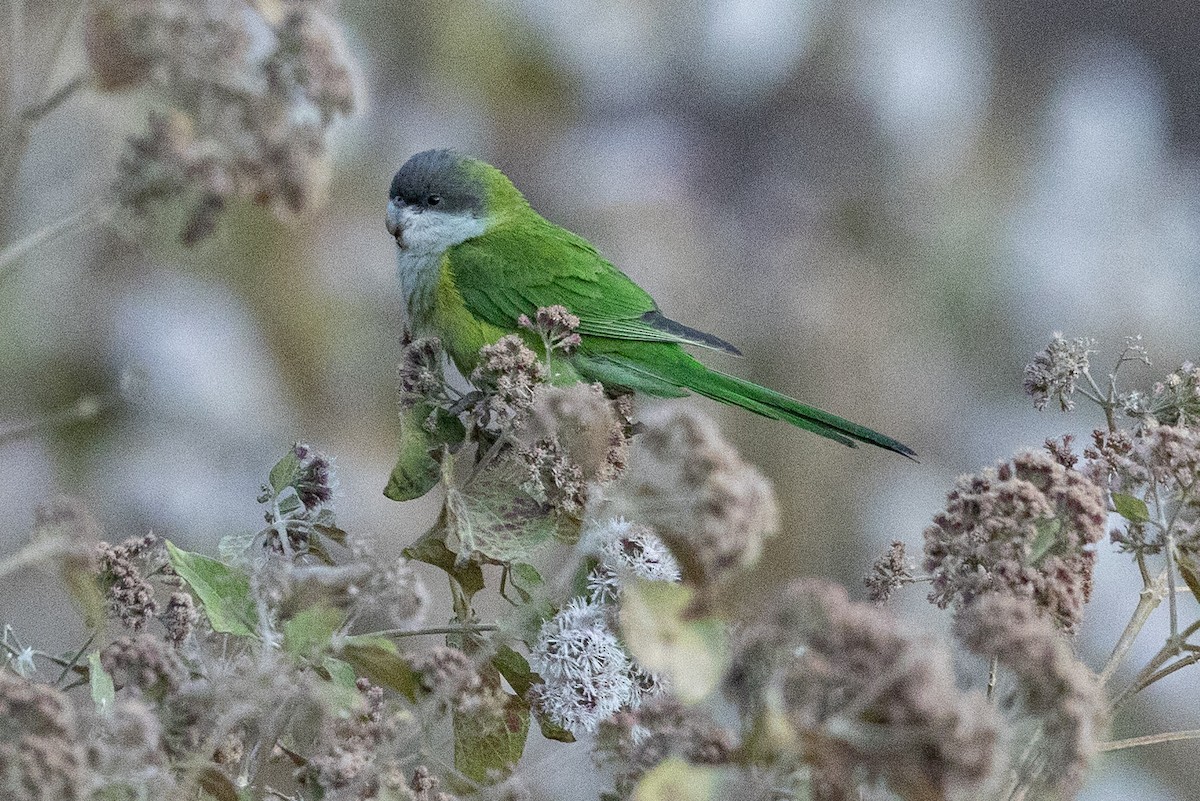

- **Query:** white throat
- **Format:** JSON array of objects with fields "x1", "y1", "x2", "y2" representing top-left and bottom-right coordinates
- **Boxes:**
[{"x1": 391, "y1": 203, "x2": 487, "y2": 333}]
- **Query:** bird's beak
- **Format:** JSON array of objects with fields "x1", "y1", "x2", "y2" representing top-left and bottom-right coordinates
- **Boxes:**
[{"x1": 385, "y1": 200, "x2": 405, "y2": 248}]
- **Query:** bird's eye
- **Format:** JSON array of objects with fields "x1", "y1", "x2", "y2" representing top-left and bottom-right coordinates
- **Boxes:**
[{"x1": 426, "y1": 195, "x2": 442, "y2": 207}]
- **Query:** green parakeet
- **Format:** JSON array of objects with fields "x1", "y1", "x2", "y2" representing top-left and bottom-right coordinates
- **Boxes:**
[{"x1": 384, "y1": 150, "x2": 913, "y2": 500}]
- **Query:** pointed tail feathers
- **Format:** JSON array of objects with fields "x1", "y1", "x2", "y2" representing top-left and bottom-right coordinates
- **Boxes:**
[
  {"x1": 583, "y1": 349, "x2": 916, "y2": 458},
  {"x1": 686, "y1": 366, "x2": 916, "y2": 458}
]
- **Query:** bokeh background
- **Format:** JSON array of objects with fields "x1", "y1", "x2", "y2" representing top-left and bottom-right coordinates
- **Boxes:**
[{"x1": 2, "y1": 1, "x2": 1199, "y2": 798}]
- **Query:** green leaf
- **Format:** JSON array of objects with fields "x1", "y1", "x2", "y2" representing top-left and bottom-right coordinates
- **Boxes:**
[
  {"x1": 321, "y1": 656, "x2": 360, "y2": 690},
  {"x1": 632, "y1": 757, "x2": 720, "y2": 801},
  {"x1": 311, "y1": 508, "x2": 349, "y2": 545},
  {"x1": 384, "y1": 403, "x2": 464, "y2": 502},
  {"x1": 619, "y1": 580, "x2": 728, "y2": 704},
  {"x1": 88, "y1": 651, "x2": 114, "y2": 716},
  {"x1": 403, "y1": 525, "x2": 485, "y2": 602},
  {"x1": 195, "y1": 765, "x2": 241, "y2": 801},
  {"x1": 217, "y1": 531, "x2": 258, "y2": 564},
  {"x1": 269, "y1": 450, "x2": 303, "y2": 495},
  {"x1": 1029, "y1": 517, "x2": 1062, "y2": 564},
  {"x1": 1112, "y1": 492, "x2": 1151, "y2": 523},
  {"x1": 283, "y1": 605, "x2": 345, "y2": 658},
  {"x1": 445, "y1": 466, "x2": 559, "y2": 563},
  {"x1": 453, "y1": 687, "x2": 530, "y2": 784},
  {"x1": 166, "y1": 540, "x2": 258, "y2": 638},
  {"x1": 337, "y1": 635, "x2": 420, "y2": 701},
  {"x1": 489, "y1": 645, "x2": 575, "y2": 742}
]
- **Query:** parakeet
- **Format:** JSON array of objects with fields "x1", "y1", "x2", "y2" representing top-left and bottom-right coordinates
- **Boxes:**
[{"x1": 383, "y1": 149, "x2": 913, "y2": 498}]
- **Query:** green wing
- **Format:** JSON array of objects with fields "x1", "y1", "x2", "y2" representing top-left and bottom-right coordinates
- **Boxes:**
[{"x1": 448, "y1": 218, "x2": 740, "y2": 354}]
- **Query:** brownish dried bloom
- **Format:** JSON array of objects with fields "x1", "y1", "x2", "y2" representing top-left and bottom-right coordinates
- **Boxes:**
[
  {"x1": 398, "y1": 334, "x2": 447, "y2": 406},
  {"x1": 757, "y1": 580, "x2": 998, "y2": 801},
  {"x1": 97, "y1": 534, "x2": 164, "y2": 630},
  {"x1": 1044, "y1": 434, "x2": 1078, "y2": 469},
  {"x1": 409, "y1": 765, "x2": 458, "y2": 801},
  {"x1": 595, "y1": 697, "x2": 735, "y2": 797},
  {"x1": 413, "y1": 648, "x2": 508, "y2": 723},
  {"x1": 100, "y1": 635, "x2": 186, "y2": 699},
  {"x1": 310, "y1": 678, "x2": 395, "y2": 793},
  {"x1": 1024, "y1": 334, "x2": 1094, "y2": 412},
  {"x1": 923, "y1": 450, "x2": 1106, "y2": 632},
  {"x1": 525, "y1": 383, "x2": 629, "y2": 483},
  {"x1": 606, "y1": 408, "x2": 779, "y2": 588},
  {"x1": 518, "y1": 305, "x2": 583, "y2": 354},
  {"x1": 864, "y1": 540, "x2": 915, "y2": 604},
  {"x1": 0, "y1": 672, "x2": 85, "y2": 801},
  {"x1": 954, "y1": 594, "x2": 1105, "y2": 798},
  {"x1": 94, "y1": 0, "x2": 360, "y2": 244},
  {"x1": 470, "y1": 335, "x2": 548, "y2": 430},
  {"x1": 160, "y1": 591, "x2": 198, "y2": 646}
]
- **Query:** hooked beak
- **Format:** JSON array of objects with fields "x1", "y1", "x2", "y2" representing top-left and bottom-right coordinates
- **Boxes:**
[{"x1": 385, "y1": 200, "x2": 405, "y2": 248}]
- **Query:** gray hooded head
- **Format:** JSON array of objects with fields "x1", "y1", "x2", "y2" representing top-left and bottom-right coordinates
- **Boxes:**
[{"x1": 388, "y1": 149, "x2": 485, "y2": 215}]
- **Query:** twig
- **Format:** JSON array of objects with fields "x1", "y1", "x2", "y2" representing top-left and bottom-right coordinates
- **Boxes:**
[
  {"x1": 0, "y1": 536, "x2": 69, "y2": 580},
  {"x1": 1099, "y1": 729, "x2": 1200, "y2": 752},
  {"x1": 0, "y1": 393, "x2": 112, "y2": 445},
  {"x1": 371, "y1": 623, "x2": 498, "y2": 639},
  {"x1": 1099, "y1": 568, "x2": 1168, "y2": 685},
  {"x1": 986, "y1": 655, "x2": 998, "y2": 701},
  {"x1": 0, "y1": 201, "x2": 115, "y2": 280}
]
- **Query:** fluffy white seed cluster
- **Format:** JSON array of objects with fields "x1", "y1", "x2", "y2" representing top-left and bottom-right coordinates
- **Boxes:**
[
  {"x1": 584, "y1": 517, "x2": 681, "y2": 603},
  {"x1": 529, "y1": 598, "x2": 634, "y2": 736}
]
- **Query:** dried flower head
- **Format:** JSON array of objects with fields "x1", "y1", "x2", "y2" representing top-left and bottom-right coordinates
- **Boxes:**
[
  {"x1": 409, "y1": 765, "x2": 458, "y2": 801},
  {"x1": 734, "y1": 580, "x2": 997, "y2": 800},
  {"x1": 291, "y1": 442, "x2": 337, "y2": 513},
  {"x1": 605, "y1": 408, "x2": 779, "y2": 588},
  {"x1": 923, "y1": 450, "x2": 1106, "y2": 631},
  {"x1": 584, "y1": 517, "x2": 681, "y2": 603},
  {"x1": 309, "y1": 678, "x2": 396, "y2": 794},
  {"x1": 1024, "y1": 334, "x2": 1095, "y2": 412},
  {"x1": 398, "y1": 334, "x2": 448, "y2": 407},
  {"x1": 100, "y1": 634, "x2": 186, "y2": 699},
  {"x1": 954, "y1": 594, "x2": 1105, "y2": 798},
  {"x1": 595, "y1": 697, "x2": 735, "y2": 797},
  {"x1": 470, "y1": 335, "x2": 548, "y2": 430},
  {"x1": 0, "y1": 673, "x2": 85, "y2": 801},
  {"x1": 518, "y1": 305, "x2": 582, "y2": 355},
  {"x1": 863, "y1": 540, "x2": 915, "y2": 604},
  {"x1": 97, "y1": 534, "x2": 164, "y2": 630},
  {"x1": 529, "y1": 598, "x2": 637, "y2": 736},
  {"x1": 94, "y1": 0, "x2": 360, "y2": 244}
]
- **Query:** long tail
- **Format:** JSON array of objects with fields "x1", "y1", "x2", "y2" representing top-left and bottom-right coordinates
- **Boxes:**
[{"x1": 578, "y1": 348, "x2": 917, "y2": 459}]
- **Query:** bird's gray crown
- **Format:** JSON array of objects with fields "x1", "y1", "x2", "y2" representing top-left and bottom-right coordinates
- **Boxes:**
[{"x1": 389, "y1": 149, "x2": 484, "y2": 215}]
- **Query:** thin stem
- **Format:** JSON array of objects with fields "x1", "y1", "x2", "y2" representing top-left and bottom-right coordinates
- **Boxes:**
[
  {"x1": 0, "y1": 201, "x2": 115, "y2": 280},
  {"x1": 1099, "y1": 729, "x2": 1200, "y2": 752},
  {"x1": 986, "y1": 656, "x2": 998, "y2": 701},
  {"x1": 0, "y1": 1, "x2": 84, "y2": 203},
  {"x1": 0, "y1": 536, "x2": 69, "y2": 580},
  {"x1": 0, "y1": 393, "x2": 112, "y2": 445},
  {"x1": 1099, "y1": 568, "x2": 1169, "y2": 685},
  {"x1": 371, "y1": 623, "x2": 498, "y2": 639}
]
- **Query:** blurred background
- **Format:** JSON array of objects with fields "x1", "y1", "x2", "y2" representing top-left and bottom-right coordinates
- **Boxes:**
[{"x1": 2, "y1": 1, "x2": 1198, "y2": 798}]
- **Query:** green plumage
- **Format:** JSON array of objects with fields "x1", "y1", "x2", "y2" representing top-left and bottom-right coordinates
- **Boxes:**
[{"x1": 390, "y1": 150, "x2": 915, "y2": 461}]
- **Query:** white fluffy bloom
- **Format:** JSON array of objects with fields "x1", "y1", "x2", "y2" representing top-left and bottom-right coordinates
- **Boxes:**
[
  {"x1": 584, "y1": 517, "x2": 681, "y2": 602},
  {"x1": 529, "y1": 598, "x2": 633, "y2": 736}
]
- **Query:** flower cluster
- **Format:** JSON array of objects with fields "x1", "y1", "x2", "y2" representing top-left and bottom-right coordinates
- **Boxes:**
[
  {"x1": 603, "y1": 408, "x2": 779, "y2": 589},
  {"x1": 1023, "y1": 333, "x2": 1095, "y2": 412},
  {"x1": 584, "y1": 517, "x2": 681, "y2": 603},
  {"x1": 88, "y1": 0, "x2": 360, "y2": 244},
  {"x1": 0, "y1": 673, "x2": 84, "y2": 801},
  {"x1": 954, "y1": 594, "x2": 1105, "y2": 798},
  {"x1": 529, "y1": 596, "x2": 662, "y2": 738},
  {"x1": 469, "y1": 335, "x2": 549, "y2": 432},
  {"x1": 518, "y1": 304, "x2": 582, "y2": 356},
  {"x1": 595, "y1": 697, "x2": 735, "y2": 798},
  {"x1": 923, "y1": 450, "x2": 1106, "y2": 631},
  {"x1": 729, "y1": 579, "x2": 998, "y2": 800}
]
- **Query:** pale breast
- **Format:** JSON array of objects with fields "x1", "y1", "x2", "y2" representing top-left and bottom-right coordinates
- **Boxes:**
[{"x1": 396, "y1": 249, "x2": 443, "y2": 336}]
